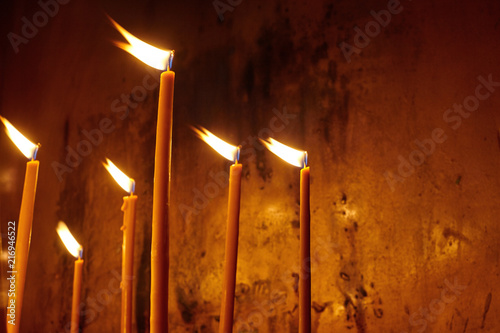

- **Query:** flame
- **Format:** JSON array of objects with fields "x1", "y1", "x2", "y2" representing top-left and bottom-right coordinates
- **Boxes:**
[
  {"x1": 103, "y1": 158, "x2": 135, "y2": 194},
  {"x1": 260, "y1": 138, "x2": 307, "y2": 168},
  {"x1": 56, "y1": 222, "x2": 82, "y2": 259},
  {"x1": 109, "y1": 16, "x2": 173, "y2": 71},
  {"x1": 192, "y1": 126, "x2": 239, "y2": 162},
  {"x1": 1, "y1": 116, "x2": 38, "y2": 160}
]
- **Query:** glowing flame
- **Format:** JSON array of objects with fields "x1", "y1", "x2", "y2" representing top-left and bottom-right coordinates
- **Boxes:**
[
  {"x1": 1, "y1": 116, "x2": 39, "y2": 160},
  {"x1": 192, "y1": 126, "x2": 239, "y2": 163},
  {"x1": 260, "y1": 138, "x2": 307, "y2": 168},
  {"x1": 103, "y1": 158, "x2": 135, "y2": 194},
  {"x1": 56, "y1": 222, "x2": 82, "y2": 259},
  {"x1": 109, "y1": 16, "x2": 173, "y2": 71}
]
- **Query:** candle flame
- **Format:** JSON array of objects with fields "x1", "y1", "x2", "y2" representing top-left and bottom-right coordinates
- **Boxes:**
[
  {"x1": 260, "y1": 138, "x2": 307, "y2": 168},
  {"x1": 103, "y1": 158, "x2": 135, "y2": 194},
  {"x1": 0, "y1": 116, "x2": 39, "y2": 160},
  {"x1": 108, "y1": 16, "x2": 174, "y2": 71},
  {"x1": 56, "y1": 222, "x2": 82, "y2": 259},
  {"x1": 192, "y1": 126, "x2": 240, "y2": 163}
]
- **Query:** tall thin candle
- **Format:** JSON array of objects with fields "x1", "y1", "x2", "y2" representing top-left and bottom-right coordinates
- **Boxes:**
[
  {"x1": 109, "y1": 17, "x2": 175, "y2": 332},
  {"x1": 1, "y1": 116, "x2": 40, "y2": 333},
  {"x1": 103, "y1": 158, "x2": 137, "y2": 333},
  {"x1": 151, "y1": 68, "x2": 174, "y2": 333},
  {"x1": 261, "y1": 138, "x2": 311, "y2": 333},
  {"x1": 192, "y1": 126, "x2": 242, "y2": 333},
  {"x1": 299, "y1": 166, "x2": 311, "y2": 333},
  {"x1": 56, "y1": 222, "x2": 83, "y2": 333}
]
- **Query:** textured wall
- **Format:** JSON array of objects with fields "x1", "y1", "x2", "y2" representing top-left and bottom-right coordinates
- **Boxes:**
[{"x1": 0, "y1": 0, "x2": 500, "y2": 332}]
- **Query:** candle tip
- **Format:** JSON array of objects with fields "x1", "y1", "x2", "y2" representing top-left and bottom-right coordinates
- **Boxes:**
[
  {"x1": 260, "y1": 137, "x2": 306, "y2": 168},
  {"x1": 108, "y1": 15, "x2": 174, "y2": 71},
  {"x1": 192, "y1": 125, "x2": 239, "y2": 162},
  {"x1": 103, "y1": 158, "x2": 135, "y2": 193},
  {"x1": 56, "y1": 221, "x2": 82, "y2": 258}
]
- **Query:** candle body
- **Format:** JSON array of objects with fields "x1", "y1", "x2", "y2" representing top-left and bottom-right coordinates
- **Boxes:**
[
  {"x1": 219, "y1": 163, "x2": 242, "y2": 333},
  {"x1": 299, "y1": 167, "x2": 311, "y2": 333},
  {"x1": 151, "y1": 70, "x2": 174, "y2": 333},
  {"x1": 7, "y1": 160, "x2": 39, "y2": 333},
  {"x1": 121, "y1": 195, "x2": 137, "y2": 333},
  {"x1": 71, "y1": 258, "x2": 83, "y2": 333}
]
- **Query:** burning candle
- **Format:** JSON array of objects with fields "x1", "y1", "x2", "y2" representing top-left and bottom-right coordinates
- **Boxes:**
[
  {"x1": 1, "y1": 116, "x2": 40, "y2": 333},
  {"x1": 103, "y1": 158, "x2": 137, "y2": 333},
  {"x1": 261, "y1": 138, "x2": 310, "y2": 333},
  {"x1": 192, "y1": 126, "x2": 241, "y2": 333},
  {"x1": 109, "y1": 17, "x2": 174, "y2": 332},
  {"x1": 56, "y1": 222, "x2": 83, "y2": 333}
]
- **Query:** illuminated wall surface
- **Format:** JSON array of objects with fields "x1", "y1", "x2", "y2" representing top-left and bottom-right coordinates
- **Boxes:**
[{"x1": 0, "y1": 0, "x2": 499, "y2": 332}]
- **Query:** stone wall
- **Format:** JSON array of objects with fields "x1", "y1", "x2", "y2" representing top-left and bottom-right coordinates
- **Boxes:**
[{"x1": 0, "y1": 0, "x2": 499, "y2": 332}]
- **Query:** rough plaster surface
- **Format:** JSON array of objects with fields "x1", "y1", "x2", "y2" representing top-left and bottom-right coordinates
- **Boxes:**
[{"x1": 0, "y1": 0, "x2": 499, "y2": 332}]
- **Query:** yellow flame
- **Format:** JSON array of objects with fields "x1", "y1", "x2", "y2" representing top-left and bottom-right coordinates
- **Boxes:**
[
  {"x1": 109, "y1": 16, "x2": 173, "y2": 71},
  {"x1": 103, "y1": 158, "x2": 135, "y2": 194},
  {"x1": 261, "y1": 138, "x2": 307, "y2": 168},
  {"x1": 1, "y1": 116, "x2": 38, "y2": 160},
  {"x1": 193, "y1": 126, "x2": 239, "y2": 162},
  {"x1": 56, "y1": 222, "x2": 82, "y2": 259}
]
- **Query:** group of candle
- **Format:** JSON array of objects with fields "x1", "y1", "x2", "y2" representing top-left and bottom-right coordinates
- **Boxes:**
[
  {"x1": 2, "y1": 17, "x2": 312, "y2": 333},
  {"x1": 1, "y1": 116, "x2": 139, "y2": 333}
]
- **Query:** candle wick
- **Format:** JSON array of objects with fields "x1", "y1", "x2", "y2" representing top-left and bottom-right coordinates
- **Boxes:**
[
  {"x1": 130, "y1": 179, "x2": 136, "y2": 195},
  {"x1": 78, "y1": 247, "x2": 83, "y2": 260},
  {"x1": 303, "y1": 151, "x2": 308, "y2": 168},
  {"x1": 235, "y1": 146, "x2": 241, "y2": 164},
  {"x1": 32, "y1": 144, "x2": 41, "y2": 160},
  {"x1": 167, "y1": 50, "x2": 175, "y2": 71}
]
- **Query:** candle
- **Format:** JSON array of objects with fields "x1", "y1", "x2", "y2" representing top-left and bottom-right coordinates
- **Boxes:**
[
  {"x1": 299, "y1": 166, "x2": 311, "y2": 333},
  {"x1": 109, "y1": 17, "x2": 174, "y2": 332},
  {"x1": 1, "y1": 116, "x2": 40, "y2": 333},
  {"x1": 151, "y1": 69, "x2": 174, "y2": 333},
  {"x1": 103, "y1": 158, "x2": 137, "y2": 333},
  {"x1": 192, "y1": 126, "x2": 241, "y2": 333},
  {"x1": 220, "y1": 163, "x2": 242, "y2": 333},
  {"x1": 261, "y1": 138, "x2": 310, "y2": 333},
  {"x1": 71, "y1": 258, "x2": 83, "y2": 333},
  {"x1": 56, "y1": 222, "x2": 83, "y2": 333}
]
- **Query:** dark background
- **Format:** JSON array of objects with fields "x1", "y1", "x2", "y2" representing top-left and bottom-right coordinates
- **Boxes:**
[{"x1": 0, "y1": 0, "x2": 499, "y2": 332}]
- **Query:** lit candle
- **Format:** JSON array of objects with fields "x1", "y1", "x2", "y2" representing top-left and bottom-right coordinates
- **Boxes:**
[
  {"x1": 103, "y1": 158, "x2": 137, "y2": 333},
  {"x1": 109, "y1": 17, "x2": 174, "y2": 333},
  {"x1": 192, "y1": 126, "x2": 241, "y2": 333},
  {"x1": 1, "y1": 116, "x2": 40, "y2": 333},
  {"x1": 56, "y1": 222, "x2": 83, "y2": 333},
  {"x1": 261, "y1": 138, "x2": 310, "y2": 333}
]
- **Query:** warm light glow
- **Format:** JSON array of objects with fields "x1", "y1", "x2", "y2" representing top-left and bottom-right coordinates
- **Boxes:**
[
  {"x1": 261, "y1": 138, "x2": 307, "y2": 168},
  {"x1": 103, "y1": 158, "x2": 135, "y2": 194},
  {"x1": 109, "y1": 16, "x2": 173, "y2": 71},
  {"x1": 192, "y1": 126, "x2": 239, "y2": 162},
  {"x1": 0, "y1": 116, "x2": 38, "y2": 160},
  {"x1": 56, "y1": 222, "x2": 82, "y2": 259}
]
